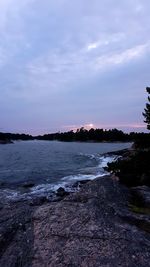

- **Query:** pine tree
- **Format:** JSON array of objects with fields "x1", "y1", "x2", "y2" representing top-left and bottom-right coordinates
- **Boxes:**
[{"x1": 143, "y1": 87, "x2": 150, "y2": 130}]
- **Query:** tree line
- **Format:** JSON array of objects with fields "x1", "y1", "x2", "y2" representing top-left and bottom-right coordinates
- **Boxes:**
[
  {"x1": 0, "y1": 132, "x2": 34, "y2": 142},
  {"x1": 36, "y1": 128, "x2": 149, "y2": 143},
  {"x1": 1, "y1": 86, "x2": 150, "y2": 144},
  {"x1": 0, "y1": 128, "x2": 149, "y2": 144}
]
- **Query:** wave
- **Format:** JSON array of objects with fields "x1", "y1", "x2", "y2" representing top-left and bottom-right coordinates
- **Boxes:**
[
  {"x1": 61, "y1": 154, "x2": 118, "y2": 183},
  {"x1": 98, "y1": 155, "x2": 118, "y2": 167},
  {"x1": 0, "y1": 153, "x2": 119, "y2": 202},
  {"x1": 0, "y1": 182, "x2": 67, "y2": 203}
]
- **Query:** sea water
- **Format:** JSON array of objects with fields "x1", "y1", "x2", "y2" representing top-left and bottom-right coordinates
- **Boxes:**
[{"x1": 0, "y1": 140, "x2": 131, "y2": 200}]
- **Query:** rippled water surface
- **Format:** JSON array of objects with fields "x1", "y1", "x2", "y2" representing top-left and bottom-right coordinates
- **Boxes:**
[{"x1": 0, "y1": 141, "x2": 131, "y2": 192}]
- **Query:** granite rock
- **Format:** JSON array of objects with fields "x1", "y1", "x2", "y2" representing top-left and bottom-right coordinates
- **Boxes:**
[{"x1": 0, "y1": 176, "x2": 149, "y2": 267}]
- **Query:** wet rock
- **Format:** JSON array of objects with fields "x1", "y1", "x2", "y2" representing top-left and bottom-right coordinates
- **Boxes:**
[
  {"x1": 106, "y1": 148, "x2": 132, "y2": 157},
  {"x1": 56, "y1": 187, "x2": 69, "y2": 198},
  {"x1": 22, "y1": 182, "x2": 35, "y2": 189},
  {"x1": 72, "y1": 179, "x2": 91, "y2": 188},
  {"x1": 0, "y1": 182, "x2": 5, "y2": 188}
]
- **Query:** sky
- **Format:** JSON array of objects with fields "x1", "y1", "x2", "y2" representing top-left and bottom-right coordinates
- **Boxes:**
[{"x1": 0, "y1": 0, "x2": 150, "y2": 134}]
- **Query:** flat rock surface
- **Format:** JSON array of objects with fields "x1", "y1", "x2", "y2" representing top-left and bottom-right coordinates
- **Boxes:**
[{"x1": 0, "y1": 176, "x2": 150, "y2": 267}]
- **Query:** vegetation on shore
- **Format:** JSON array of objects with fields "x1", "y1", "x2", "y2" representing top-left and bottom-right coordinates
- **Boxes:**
[
  {"x1": 107, "y1": 150, "x2": 150, "y2": 187},
  {"x1": 0, "y1": 128, "x2": 149, "y2": 144},
  {"x1": 107, "y1": 87, "x2": 150, "y2": 187},
  {"x1": 36, "y1": 128, "x2": 149, "y2": 143},
  {"x1": 143, "y1": 87, "x2": 150, "y2": 130},
  {"x1": 0, "y1": 132, "x2": 34, "y2": 142}
]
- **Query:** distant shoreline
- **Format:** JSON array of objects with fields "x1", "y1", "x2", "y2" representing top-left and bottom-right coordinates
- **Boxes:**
[
  {"x1": 0, "y1": 138, "x2": 133, "y2": 145},
  {"x1": 0, "y1": 139, "x2": 13, "y2": 144},
  {"x1": 0, "y1": 128, "x2": 149, "y2": 144}
]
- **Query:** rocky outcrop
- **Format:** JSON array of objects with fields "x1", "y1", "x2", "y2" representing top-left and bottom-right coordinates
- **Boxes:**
[
  {"x1": 0, "y1": 176, "x2": 149, "y2": 267},
  {"x1": 32, "y1": 177, "x2": 150, "y2": 267}
]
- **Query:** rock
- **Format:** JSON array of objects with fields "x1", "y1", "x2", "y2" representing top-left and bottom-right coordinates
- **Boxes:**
[
  {"x1": 32, "y1": 177, "x2": 150, "y2": 267},
  {"x1": 22, "y1": 182, "x2": 35, "y2": 189},
  {"x1": 106, "y1": 148, "x2": 131, "y2": 156},
  {"x1": 140, "y1": 173, "x2": 150, "y2": 185},
  {"x1": 56, "y1": 187, "x2": 69, "y2": 198},
  {"x1": 131, "y1": 185, "x2": 150, "y2": 209},
  {"x1": 0, "y1": 176, "x2": 150, "y2": 267},
  {"x1": 29, "y1": 196, "x2": 48, "y2": 206},
  {"x1": 0, "y1": 201, "x2": 34, "y2": 267},
  {"x1": 0, "y1": 182, "x2": 5, "y2": 187},
  {"x1": 72, "y1": 179, "x2": 91, "y2": 189}
]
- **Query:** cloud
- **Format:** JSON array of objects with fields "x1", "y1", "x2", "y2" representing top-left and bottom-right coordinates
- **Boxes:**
[
  {"x1": 0, "y1": 0, "x2": 150, "y2": 133},
  {"x1": 86, "y1": 33, "x2": 125, "y2": 51},
  {"x1": 87, "y1": 42, "x2": 99, "y2": 51},
  {"x1": 95, "y1": 42, "x2": 150, "y2": 70},
  {"x1": 62, "y1": 123, "x2": 146, "y2": 133}
]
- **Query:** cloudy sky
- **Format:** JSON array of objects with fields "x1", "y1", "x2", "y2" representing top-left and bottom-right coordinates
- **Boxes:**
[{"x1": 0, "y1": 0, "x2": 150, "y2": 134}]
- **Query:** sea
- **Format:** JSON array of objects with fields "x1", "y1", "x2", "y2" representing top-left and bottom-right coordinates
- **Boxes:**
[{"x1": 0, "y1": 140, "x2": 132, "y2": 201}]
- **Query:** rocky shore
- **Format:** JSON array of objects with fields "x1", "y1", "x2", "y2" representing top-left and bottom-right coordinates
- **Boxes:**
[{"x1": 0, "y1": 175, "x2": 149, "y2": 267}]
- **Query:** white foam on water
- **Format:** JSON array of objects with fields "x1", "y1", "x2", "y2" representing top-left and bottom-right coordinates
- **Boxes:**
[
  {"x1": 0, "y1": 188, "x2": 20, "y2": 202},
  {"x1": 98, "y1": 155, "x2": 118, "y2": 168},
  {"x1": 61, "y1": 154, "x2": 117, "y2": 183},
  {"x1": 61, "y1": 172, "x2": 105, "y2": 182},
  {"x1": 79, "y1": 153, "x2": 97, "y2": 160},
  {"x1": 30, "y1": 181, "x2": 69, "y2": 195},
  {"x1": 0, "y1": 153, "x2": 119, "y2": 202}
]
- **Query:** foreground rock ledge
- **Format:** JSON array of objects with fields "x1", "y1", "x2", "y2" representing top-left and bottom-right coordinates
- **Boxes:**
[{"x1": 0, "y1": 176, "x2": 150, "y2": 267}]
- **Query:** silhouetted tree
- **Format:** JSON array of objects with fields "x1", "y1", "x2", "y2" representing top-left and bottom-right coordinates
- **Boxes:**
[{"x1": 143, "y1": 87, "x2": 150, "y2": 130}]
